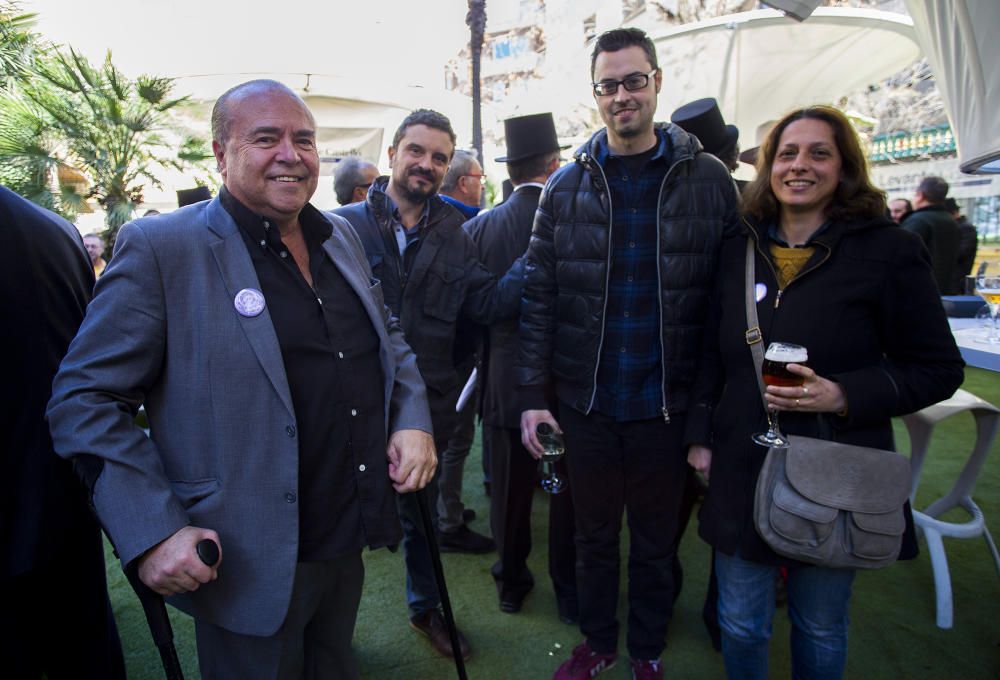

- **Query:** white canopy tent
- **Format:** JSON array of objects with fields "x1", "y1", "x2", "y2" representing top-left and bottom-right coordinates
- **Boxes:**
[
  {"x1": 646, "y1": 7, "x2": 921, "y2": 175},
  {"x1": 904, "y1": 0, "x2": 1000, "y2": 174}
]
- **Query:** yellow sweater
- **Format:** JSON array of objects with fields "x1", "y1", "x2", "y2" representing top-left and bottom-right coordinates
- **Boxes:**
[{"x1": 768, "y1": 243, "x2": 814, "y2": 288}]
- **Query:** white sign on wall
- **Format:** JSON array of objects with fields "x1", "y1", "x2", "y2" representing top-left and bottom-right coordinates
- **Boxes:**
[{"x1": 871, "y1": 157, "x2": 1000, "y2": 200}]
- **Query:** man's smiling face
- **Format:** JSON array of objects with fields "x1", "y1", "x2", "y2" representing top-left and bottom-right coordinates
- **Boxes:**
[
  {"x1": 592, "y1": 45, "x2": 661, "y2": 149},
  {"x1": 213, "y1": 87, "x2": 319, "y2": 222}
]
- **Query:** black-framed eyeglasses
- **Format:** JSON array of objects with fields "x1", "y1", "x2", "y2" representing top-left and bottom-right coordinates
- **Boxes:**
[{"x1": 592, "y1": 69, "x2": 657, "y2": 97}]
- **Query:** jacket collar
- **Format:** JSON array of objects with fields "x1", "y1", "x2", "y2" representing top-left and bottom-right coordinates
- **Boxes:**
[
  {"x1": 365, "y1": 176, "x2": 460, "y2": 231},
  {"x1": 741, "y1": 212, "x2": 896, "y2": 250},
  {"x1": 574, "y1": 122, "x2": 700, "y2": 165}
]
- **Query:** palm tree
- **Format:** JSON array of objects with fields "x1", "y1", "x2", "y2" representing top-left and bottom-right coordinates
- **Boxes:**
[
  {"x1": 26, "y1": 48, "x2": 210, "y2": 245},
  {"x1": 0, "y1": 1, "x2": 36, "y2": 88},
  {"x1": 467, "y1": 0, "x2": 486, "y2": 202},
  {"x1": 0, "y1": 19, "x2": 210, "y2": 245}
]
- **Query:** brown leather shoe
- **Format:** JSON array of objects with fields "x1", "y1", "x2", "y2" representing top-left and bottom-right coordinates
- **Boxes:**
[{"x1": 409, "y1": 609, "x2": 471, "y2": 659}]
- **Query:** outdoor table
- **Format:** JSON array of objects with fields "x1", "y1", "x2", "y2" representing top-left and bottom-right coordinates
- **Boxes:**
[{"x1": 948, "y1": 318, "x2": 1000, "y2": 372}]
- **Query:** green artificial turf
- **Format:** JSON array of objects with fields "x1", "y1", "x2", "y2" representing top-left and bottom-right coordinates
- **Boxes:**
[{"x1": 104, "y1": 367, "x2": 1000, "y2": 679}]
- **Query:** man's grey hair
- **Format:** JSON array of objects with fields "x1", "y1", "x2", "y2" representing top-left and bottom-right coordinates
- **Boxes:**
[
  {"x1": 333, "y1": 157, "x2": 376, "y2": 205},
  {"x1": 211, "y1": 79, "x2": 309, "y2": 145},
  {"x1": 440, "y1": 150, "x2": 479, "y2": 194}
]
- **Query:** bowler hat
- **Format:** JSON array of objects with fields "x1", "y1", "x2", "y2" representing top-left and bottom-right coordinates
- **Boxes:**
[
  {"x1": 177, "y1": 186, "x2": 212, "y2": 207},
  {"x1": 495, "y1": 113, "x2": 568, "y2": 163},
  {"x1": 670, "y1": 98, "x2": 738, "y2": 156},
  {"x1": 739, "y1": 119, "x2": 778, "y2": 166}
]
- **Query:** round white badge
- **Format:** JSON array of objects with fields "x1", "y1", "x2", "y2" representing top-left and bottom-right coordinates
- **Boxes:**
[
  {"x1": 234, "y1": 288, "x2": 266, "y2": 317},
  {"x1": 754, "y1": 282, "x2": 768, "y2": 303}
]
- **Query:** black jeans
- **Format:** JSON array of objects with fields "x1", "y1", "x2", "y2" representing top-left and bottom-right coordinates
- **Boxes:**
[{"x1": 560, "y1": 403, "x2": 688, "y2": 660}]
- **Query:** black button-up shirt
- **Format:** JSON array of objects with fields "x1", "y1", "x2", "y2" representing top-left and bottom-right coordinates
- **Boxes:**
[{"x1": 221, "y1": 187, "x2": 385, "y2": 562}]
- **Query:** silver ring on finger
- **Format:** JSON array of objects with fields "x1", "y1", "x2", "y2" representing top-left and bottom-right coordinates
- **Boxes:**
[
  {"x1": 802, "y1": 385, "x2": 809, "y2": 396},
  {"x1": 795, "y1": 398, "x2": 801, "y2": 407}
]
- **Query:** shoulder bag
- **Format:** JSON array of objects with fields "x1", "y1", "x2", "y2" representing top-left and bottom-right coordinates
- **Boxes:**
[{"x1": 744, "y1": 238, "x2": 911, "y2": 569}]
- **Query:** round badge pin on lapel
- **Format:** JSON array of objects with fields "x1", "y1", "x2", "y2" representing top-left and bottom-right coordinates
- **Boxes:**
[{"x1": 234, "y1": 288, "x2": 266, "y2": 317}]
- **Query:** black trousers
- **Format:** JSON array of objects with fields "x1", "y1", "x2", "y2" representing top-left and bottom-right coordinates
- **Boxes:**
[
  {"x1": 559, "y1": 404, "x2": 688, "y2": 661},
  {"x1": 487, "y1": 425, "x2": 577, "y2": 615},
  {"x1": 1, "y1": 522, "x2": 125, "y2": 680}
]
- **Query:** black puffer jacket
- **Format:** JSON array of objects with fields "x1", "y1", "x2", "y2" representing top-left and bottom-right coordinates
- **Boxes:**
[
  {"x1": 687, "y1": 214, "x2": 965, "y2": 564},
  {"x1": 517, "y1": 124, "x2": 739, "y2": 418}
]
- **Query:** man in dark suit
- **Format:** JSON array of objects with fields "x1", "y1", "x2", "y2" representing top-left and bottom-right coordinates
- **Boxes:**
[
  {"x1": 47, "y1": 80, "x2": 435, "y2": 679},
  {"x1": 464, "y1": 113, "x2": 578, "y2": 621},
  {"x1": 1, "y1": 185, "x2": 125, "y2": 679}
]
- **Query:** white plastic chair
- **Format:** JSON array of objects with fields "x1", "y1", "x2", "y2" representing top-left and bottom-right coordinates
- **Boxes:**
[{"x1": 902, "y1": 388, "x2": 1000, "y2": 629}]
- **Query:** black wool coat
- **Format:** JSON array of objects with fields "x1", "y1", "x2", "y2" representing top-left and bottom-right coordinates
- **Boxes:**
[
  {"x1": 686, "y1": 213, "x2": 965, "y2": 565},
  {"x1": 465, "y1": 184, "x2": 543, "y2": 429}
]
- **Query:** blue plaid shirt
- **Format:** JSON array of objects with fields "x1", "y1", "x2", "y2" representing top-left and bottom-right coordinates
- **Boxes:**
[{"x1": 592, "y1": 129, "x2": 672, "y2": 421}]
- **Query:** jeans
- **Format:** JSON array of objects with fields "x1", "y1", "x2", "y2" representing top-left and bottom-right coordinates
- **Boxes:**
[
  {"x1": 397, "y1": 466, "x2": 442, "y2": 617},
  {"x1": 715, "y1": 551, "x2": 856, "y2": 680}
]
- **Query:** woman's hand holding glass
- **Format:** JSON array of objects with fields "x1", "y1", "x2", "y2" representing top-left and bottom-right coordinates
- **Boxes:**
[{"x1": 764, "y1": 362, "x2": 847, "y2": 414}]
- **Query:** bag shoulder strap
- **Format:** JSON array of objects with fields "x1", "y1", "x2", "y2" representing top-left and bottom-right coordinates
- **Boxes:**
[{"x1": 745, "y1": 238, "x2": 769, "y2": 414}]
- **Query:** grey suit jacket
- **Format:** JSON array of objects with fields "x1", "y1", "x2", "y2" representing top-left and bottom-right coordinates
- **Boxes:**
[{"x1": 47, "y1": 198, "x2": 431, "y2": 636}]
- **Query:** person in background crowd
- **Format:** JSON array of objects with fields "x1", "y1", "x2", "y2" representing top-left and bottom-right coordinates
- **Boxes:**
[
  {"x1": 669, "y1": 95, "x2": 746, "y2": 650},
  {"x1": 47, "y1": 80, "x2": 435, "y2": 679},
  {"x1": 2, "y1": 185, "x2": 125, "y2": 680},
  {"x1": 333, "y1": 157, "x2": 380, "y2": 206},
  {"x1": 439, "y1": 149, "x2": 484, "y2": 219},
  {"x1": 465, "y1": 112, "x2": 578, "y2": 622},
  {"x1": 176, "y1": 186, "x2": 212, "y2": 208},
  {"x1": 334, "y1": 108, "x2": 525, "y2": 660},
  {"x1": 518, "y1": 28, "x2": 738, "y2": 680},
  {"x1": 687, "y1": 105, "x2": 963, "y2": 680},
  {"x1": 945, "y1": 196, "x2": 978, "y2": 293},
  {"x1": 902, "y1": 175, "x2": 961, "y2": 294},
  {"x1": 82, "y1": 232, "x2": 107, "y2": 277},
  {"x1": 889, "y1": 197, "x2": 913, "y2": 224},
  {"x1": 435, "y1": 147, "x2": 491, "y2": 552}
]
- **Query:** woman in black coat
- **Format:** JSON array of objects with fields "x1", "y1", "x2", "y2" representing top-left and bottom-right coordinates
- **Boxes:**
[{"x1": 685, "y1": 106, "x2": 964, "y2": 680}]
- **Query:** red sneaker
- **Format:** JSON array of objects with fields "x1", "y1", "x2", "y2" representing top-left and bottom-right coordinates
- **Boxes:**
[
  {"x1": 630, "y1": 658, "x2": 664, "y2": 680},
  {"x1": 552, "y1": 642, "x2": 617, "y2": 679}
]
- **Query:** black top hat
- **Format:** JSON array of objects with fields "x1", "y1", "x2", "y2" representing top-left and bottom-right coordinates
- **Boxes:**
[
  {"x1": 670, "y1": 98, "x2": 738, "y2": 156},
  {"x1": 495, "y1": 113, "x2": 569, "y2": 163},
  {"x1": 177, "y1": 186, "x2": 213, "y2": 207}
]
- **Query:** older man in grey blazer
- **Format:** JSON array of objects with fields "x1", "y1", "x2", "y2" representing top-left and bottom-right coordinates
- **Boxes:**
[{"x1": 47, "y1": 80, "x2": 435, "y2": 680}]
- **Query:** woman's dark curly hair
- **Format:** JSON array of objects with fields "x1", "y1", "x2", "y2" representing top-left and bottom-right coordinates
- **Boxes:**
[{"x1": 741, "y1": 105, "x2": 886, "y2": 223}]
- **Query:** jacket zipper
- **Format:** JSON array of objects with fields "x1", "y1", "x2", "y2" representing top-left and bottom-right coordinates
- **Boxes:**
[
  {"x1": 655, "y1": 154, "x2": 689, "y2": 424},
  {"x1": 747, "y1": 218, "x2": 832, "y2": 317},
  {"x1": 579, "y1": 146, "x2": 691, "y2": 424},
  {"x1": 579, "y1": 152, "x2": 614, "y2": 416}
]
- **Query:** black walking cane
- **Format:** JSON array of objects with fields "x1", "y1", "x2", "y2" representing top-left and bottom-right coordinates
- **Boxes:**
[
  {"x1": 124, "y1": 538, "x2": 220, "y2": 680},
  {"x1": 415, "y1": 488, "x2": 469, "y2": 680}
]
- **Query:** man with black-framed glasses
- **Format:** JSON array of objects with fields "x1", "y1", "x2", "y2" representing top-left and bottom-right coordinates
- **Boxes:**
[{"x1": 517, "y1": 27, "x2": 739, "y2": 680}]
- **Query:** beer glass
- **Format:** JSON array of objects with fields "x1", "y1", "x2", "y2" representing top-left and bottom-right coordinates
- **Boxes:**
[
  {"x1": 536, "y1": 422, "x2": 566, "y2": 494},
  {"x1": 752, "y1": 342, "x2": 808, "y2": 449},
  {"x1": 975, "y1": 261, "x2": 1000, "y2": 345}
]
